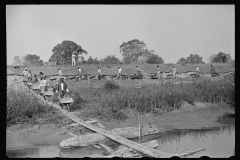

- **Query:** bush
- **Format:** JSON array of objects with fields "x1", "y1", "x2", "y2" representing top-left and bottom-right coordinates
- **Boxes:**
[{"x1": 103, "y1": 80, "x2": 120, "y2": 91}]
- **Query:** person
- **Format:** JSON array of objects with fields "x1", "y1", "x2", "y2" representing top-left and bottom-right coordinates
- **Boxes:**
[
  {"x1": 172, "y1": 66, "x2": 177, "y2": 78},
  {"x1": 56, "y1": 77, "x2": 69, "y2": 98},
  {"x1": 196, "y1": 65, "x2": 200, "y2": 74},
  {"x1": 58, "y1": 68, "x2": 62, "y2": 77},
  {"x1": 76, "y1": 67, "x2": 82, "y2": 81},
  {"x1": 22, "y1": 68, "x2": 28, "y2": 78},
  {"x1": 72, "y1": 53, "x2": 76, "y2": 66},
  {"x1": 31, "y1": 74, "x2": 38, "y2": 84},
  {"x1": 78, "y1": 53, "x2": 82, "y2": 66},
  {"x1": 136, "y1": 66, "x2": 142, "y2": 79},
  {"x1": 97, "y1": 67, "x2": 102, "y2": 80},
  {"x1": 39, "y1": 75, "x2": 48, "y2": 93},
  {"x1": 211, "y1": 65, "x2": 215, "y2": 77},
  {"x1": 156, "y1": 65, "x2": 162, "y2": 79},
  {"x1": 27, "y1": 70, "x2": 32, "y2": 82},
  {"x1": 39, "y1": 72, "x2": 44, "y2": 81},
  {"x1": 118, "y1": 67, "x2": 122, "y2": 80}
]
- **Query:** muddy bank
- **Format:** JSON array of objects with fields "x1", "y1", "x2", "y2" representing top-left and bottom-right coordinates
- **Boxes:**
[{"x1": 6, "y1": 103, "x2": 234, "y2": 151}]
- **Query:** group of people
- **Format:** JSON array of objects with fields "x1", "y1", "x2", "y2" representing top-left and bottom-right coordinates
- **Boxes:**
[
  {"x1": 71, "y1": 52, "x2": 83, "y2": 67},
  {"x1": 22, "y1": 68, "x2": 69, "y2": 98}
]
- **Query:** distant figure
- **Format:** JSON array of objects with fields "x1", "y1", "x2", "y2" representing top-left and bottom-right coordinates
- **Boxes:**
[
  {"x1": 157, "y1": 65, "x2": 162, "y2": 79},
  {"x1": 78, "y1": 53, "x2": 82, "y2": 66},
  {"x1": 72, "y1": 53, "x2": 76, "y2": 66},
  {"x1": 223, "y1": 55, "x2": 226, "y2": 63},
  {"x1": 97, "y1": 67, "x2": 101, "y2": 80},
  {"x1": 136, "y1": 66, "x2": 142, "y2": 79},
  {"x1": 22, "y1": 68, "x2": 28, "y2": 78},
  {"x1": 118, "y1": 67, "x2": 122, "y2": 80},
  {"x1": 31, "y1": 74, "x2": 38, "y2": 84},
  {"x1": 27, "y1": 70, "x2": 32, "y2": 82},
  {"x1": 56, "y1": 77, "x2": 69, "y2": 98},
  {"x1": 58, "y1": 68, "x2": 62, "y2": 77},
  {"x1": 76, "y1": 67, "x2": 82, "y2": 81},
  {"x1": 39, "y1": 75, "x2": 48, "y2": 93},
  {"x1": 195, "y1": 65, "x2": 200, "y2": 74},
  {"x1": 39, "y1": 72, "x2": 44, "y2": 81},
  {"x1": 172, "y1": 66, "x2": 177, "y2": 78},
  {"x1": 211, "y1": 65, "x2": 215, "y2": 77}
]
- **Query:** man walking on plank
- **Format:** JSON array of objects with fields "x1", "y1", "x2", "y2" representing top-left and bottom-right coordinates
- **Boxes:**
[
  {"x1": 118, "y1": 66, "x2": 122, "y2": 80},
  {"x1": 56, "y1": 77, "x2": 69, "y2": 98}
]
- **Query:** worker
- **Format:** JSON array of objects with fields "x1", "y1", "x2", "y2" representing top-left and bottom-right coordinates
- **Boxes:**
[
  {"x1": 196, "y1": 65, "x2": 200, "y2": 74},
  {"x1": 31, "y1": 74, "x2": 38, "y2": 84},
  {"x1": 172, "y1": 66, "x2": 177, "y2": 78},
  {"x1": 78, "y1": 53, "x2": 82, "y2": 66},
  {"x1": 39, "y1": 72, "x2": 44, "y2": 81},
  {"x1": 27, "y1": 70, "x2": 32, "y2": 82},
  {"x1": 118, "y1": 66, "x2": 122, "y2": 80},
  {"x1": 97, "y1": 67, "x2": 101, "y2": 80},
  {"x1": 211, "y1": 65, "x2": 215, "y2": 77},
  {"x1": 136, "y1": 66, "x2": 142, "y2": 79},
  {"x1": 39, "y1": 75, "x2": 48, "y2": 93},
  {"x1": 58, "y1": 68, "x2": 62, "y2": 77},
  {"x1": 156, "y1": 65, "x2": 162, "y2": 79},
  {"x1": 76, "y1": 67, "x2": 82, "y2": 81},
  {"x1": 72, "y1": 53, "x2": 76, "y2": 66},
  {"x1": 22, "y1": 68, "x2": 28, "y2": 78},
  {"x1": 56, "y1": 77, "x2": 69, "y2": 98}
]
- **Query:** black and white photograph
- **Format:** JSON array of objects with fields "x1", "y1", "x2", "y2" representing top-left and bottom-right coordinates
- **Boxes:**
[{"x1": 6, "y1": 4, "x2": 235, "y2": 158}]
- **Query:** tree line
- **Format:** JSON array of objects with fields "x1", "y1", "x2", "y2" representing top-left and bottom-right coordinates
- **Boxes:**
[{"x1": 13, "y1": 39, "x2": 233, "y2": 66}]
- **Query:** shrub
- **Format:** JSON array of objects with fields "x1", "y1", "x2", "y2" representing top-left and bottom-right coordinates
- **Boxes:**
[{"x1": 103, "y1": 80, "x2": 120, "y2": 91}]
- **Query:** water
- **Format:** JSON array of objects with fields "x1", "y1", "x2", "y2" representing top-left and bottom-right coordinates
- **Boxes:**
[{"x1": 6, "y1": 113, "x2": 235, "y2": 158}]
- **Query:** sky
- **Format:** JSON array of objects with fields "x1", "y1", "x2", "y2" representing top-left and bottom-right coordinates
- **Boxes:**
[{"x1": 6, "y1": 5, "x2": 235, "y2": 65}]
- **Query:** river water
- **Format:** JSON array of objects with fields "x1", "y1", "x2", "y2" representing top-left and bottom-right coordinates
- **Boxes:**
[{"x1": 6, "y1": 113, "x2": 235, "y2": 158}]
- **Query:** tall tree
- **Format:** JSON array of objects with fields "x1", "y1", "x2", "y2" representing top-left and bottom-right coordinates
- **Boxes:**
[
  {"x1": 23, "y1": 54, "x2": 44, "y2": 66},
  {"x1": 49, "y1": 40, "x2": 87, "y2": 65},
  {"x1": 209, "y1": 52, "x2": 232, "y2": 63},
  {"x1": 186, "y1": 54, "x2": 205, "y2": 64},
  {"x1": 120, "y1": 39, "x2": 152, "y2": 63}
]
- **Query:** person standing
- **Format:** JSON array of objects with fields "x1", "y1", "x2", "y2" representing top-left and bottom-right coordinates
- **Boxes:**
[
  {"x1": 118, "y1": 66, "x2": 122, "y2": 80},
  {"x1": 27, "y1": 70, "x2": 32, "y2": 82},
  {"x1": 211, "y1": 65, "x2": 215, "y2": 77},
  {"x1": 22, "y1": 68, "x2": 28, "y2": 78},
  {"x1": 157, "y1": 65, "x2": 162, "y2": 79},
  {"x1": 72, "y1": 53, "x2": 76, "y2": 66},
  {"x1": 78, "y1": 53, "x2": 82, "y2": 66},
  {"x1": 31, "y1": 74, "x2": 38, "y2": 84},
  {"x1": 58, "y1": 68, "x2": 62, "y2": 77},
  {"x1": 97, "y1": 67, "x2": 101, "y2": 80},
  {"x1": 39, "y1": 72, "x2": 44, "y2": 81},
  {"x1": 195, "y1": 65, "x2": 200, "y2": 74},
  {"x1": 172, "y1": 66, "x2": 177, "y2": 78},
  {"x1": 76, "y1": 67, "x2": 82, "y2": 81},
  {"x1": 39, "y1": 75, "x2": 48, "y2": 93},
  {"x1": 56, "y1": 77, "x2": 69, "y2": 98}
]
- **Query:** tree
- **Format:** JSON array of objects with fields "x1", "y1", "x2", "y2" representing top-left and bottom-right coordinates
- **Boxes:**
[
  {"x1": 209, "y1": 52, "x2": 232, "y2": 63},
  {"x1": 102, "y1": 55, "x2": 120, "y2": 64},
  {"x1": 87, "y1": 56, "x2": 94, "y2": 64},
  {"x1": 177, "y1": 57, "x2": 187, "y2": 64},
  {"x1": 120, "y1": 39, "x2": 152, "y2": 63},
  {"x1": 146, "y1": 53, "x2": 164, "y2": 64},
  {"x1": 23, "y1": 54, "x2": 44, "y2": 66},
  {"x1": 13, "y1": 56, "x2": 24, "y2": 65},
  {"x1": 49, "y1": 40, "x2": 88, "y2": 65},
  {"x1": 186, "y1": 54, "x2": 205, "y2": 64}
]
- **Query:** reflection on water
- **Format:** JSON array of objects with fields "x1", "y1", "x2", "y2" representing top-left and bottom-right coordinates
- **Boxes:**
[
  {"x1": 6, "y1": 114, "x2": 235, "y2": 158},
  {"x1": 156, "y1": 114, "x2": 235, "y2": 158}
]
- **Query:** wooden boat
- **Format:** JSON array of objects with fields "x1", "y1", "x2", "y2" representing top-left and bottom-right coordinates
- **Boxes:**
[{"x1": 59, "y1": 96, "x2": 74, "y2": 104}]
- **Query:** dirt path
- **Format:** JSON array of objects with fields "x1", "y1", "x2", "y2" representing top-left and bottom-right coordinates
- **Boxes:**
[{"x1": 6, "y1": 102, "x2": 234, "y2": 151}]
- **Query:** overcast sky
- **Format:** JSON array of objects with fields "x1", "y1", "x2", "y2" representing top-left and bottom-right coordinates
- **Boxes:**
[{"x1": 6, "y1": 5, "x2": 235, "y2": 65}]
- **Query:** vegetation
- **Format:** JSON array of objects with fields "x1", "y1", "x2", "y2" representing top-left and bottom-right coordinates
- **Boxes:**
[
  {"x1": 146, "y1": 53, "x2": 164, "y2": 64},
  {"x1": 209, "y1": 52, "x2": 233, "y2": 63}
]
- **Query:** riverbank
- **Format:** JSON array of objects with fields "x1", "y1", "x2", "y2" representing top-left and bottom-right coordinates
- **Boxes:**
[{"x1": 6, "y1": 102, "x2": 234, "y2": 151}]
